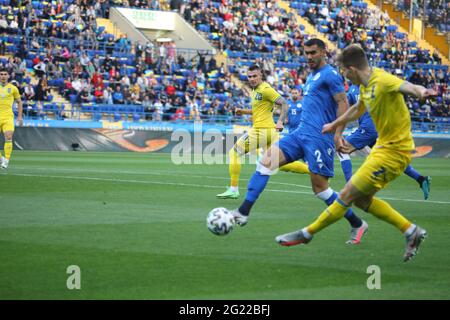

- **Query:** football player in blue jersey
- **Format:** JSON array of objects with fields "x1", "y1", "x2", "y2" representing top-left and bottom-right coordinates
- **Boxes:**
[
  {"x1": 286, "y1": 88, "x2": 303, "y2": 133},
  {"x1": 231, "y1": 38, "x2": 368, "y2": 244},
  {"x1": 338, "y1": 84, "x2": 432, "y2": 200}
]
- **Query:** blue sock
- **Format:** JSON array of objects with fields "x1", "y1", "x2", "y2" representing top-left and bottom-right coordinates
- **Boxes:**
[
  {"x1": 324, "y1": 191, "x2": 362, "y2": 228},
  {"x1": 238, "y1": 171, "x2": 270, "y2": 216},
  {"x1": 340, "y1": 159, "x2": 353, "y2": 182},
  {"x1": 404, "y1": 165, "x2": 422, "y2": 183}
]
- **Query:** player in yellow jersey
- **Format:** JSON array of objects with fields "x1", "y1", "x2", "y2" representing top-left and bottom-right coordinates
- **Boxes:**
[
  {"x1": 216, "y1": 65, "x2": 309, "y2": 199},
  {"x1": 275, "y1": 45, "x2": 436, "y2": 262},
  {"x1": 0, "y1": 69, "x2": 23, "y2": 169}
]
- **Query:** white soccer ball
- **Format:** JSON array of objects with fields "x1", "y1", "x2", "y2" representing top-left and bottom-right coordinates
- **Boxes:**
[{"x1": 206, "y1": 207, "x2": 235, "y2": 236}]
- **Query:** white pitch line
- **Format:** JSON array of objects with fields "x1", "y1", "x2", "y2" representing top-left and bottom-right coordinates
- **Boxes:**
[
  {"x1": 5, "y1": 172, "x2": 450, "y2": 205},
  {"x1": 10, "y1": 166, "x2": 313, "y2": 189},
  {"x1": 6, "y1": 172, "x2": 227, "y2": 189}
]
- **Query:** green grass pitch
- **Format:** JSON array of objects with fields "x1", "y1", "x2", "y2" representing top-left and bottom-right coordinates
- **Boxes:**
[{"x1": 0, "y1": 151, "x2": 449, "y2": 299}]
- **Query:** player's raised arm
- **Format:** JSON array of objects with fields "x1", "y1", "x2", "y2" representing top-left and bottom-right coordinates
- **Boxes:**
[
  {"x1": 399, "y1": 81, "x2": 438, "y2": 100},
  {"x1": 332, "y1": 92, "x2": 349, "y2": 133},
  {"x1": 274, "y1": 96, "x2": 288, "y2": 132}
]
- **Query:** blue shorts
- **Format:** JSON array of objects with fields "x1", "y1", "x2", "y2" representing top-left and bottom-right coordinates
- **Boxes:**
[
  {"x1": 345, "y1": 127, "x2": 378, "y2": 150},
  {"x1": 277, "y1": 133, "x2": 335, "y2": 177}
]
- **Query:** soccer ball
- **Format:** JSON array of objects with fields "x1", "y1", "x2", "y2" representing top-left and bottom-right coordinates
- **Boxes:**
[{"x1": 206, "y1": 207, "x2": 235, "y2": 236}]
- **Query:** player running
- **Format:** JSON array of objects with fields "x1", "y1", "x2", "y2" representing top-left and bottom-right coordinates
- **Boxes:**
[
  {"x1": 216, "y1": 64, "x2": 309, "y2": 200},
  {"x1": 230, "y1": 38, "x2": 368, "y2": 245},
  {"x1": 286, "y1": 88, "x2": 303, "y2": 133},
  {"x1": 0, "y1": 68, "x2": 23, "y2": 169},
  {"x1": 276, "y1": 44, "x2": 436, "y2": 261},
  {"x1": 338, "y1": 84, "x2": 432, "y2": 199}
]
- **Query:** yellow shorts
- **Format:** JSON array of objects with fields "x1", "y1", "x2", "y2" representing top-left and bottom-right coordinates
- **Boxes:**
[
  {"x1": 351, "y1": 147, "x2": 411, "y2": 195},
  {"x1": 0, "y1": 117, "x2": 14, "y2": 133},
  {"x1": 234, "y1": 128, "x2": 279, "y2": 155}
]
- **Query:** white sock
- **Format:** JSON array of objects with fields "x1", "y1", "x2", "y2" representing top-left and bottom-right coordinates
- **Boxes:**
[
  {"x1": 230, "y1": 186, "x2": 239, "y2": 192},
  {"x1": 337, "y1": 152, "x2": 350, "y2": 161},
  {"x1": 315, "y1": 188, "x2": 334, "y2": 201},
  {"x1": 302, "y1": 228, "x2": 312, "y2": 239},
  {"x1": 404, "y1": 224, "x2": 416, "y2": 237}
]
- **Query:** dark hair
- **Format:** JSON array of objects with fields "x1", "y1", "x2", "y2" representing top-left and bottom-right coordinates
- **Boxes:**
[
  {"x1": 336, "y1": 44, "x2": 369, "y2": 69},
  {"x1": 248, "y1": 64, "x2": 262, "y2": 72},
  {"x1": 248, "y1": 64, "x2": 266, "y2": 81},
  {"x1": 304, "y1": 38, "x2": 326, "y2": 50}
]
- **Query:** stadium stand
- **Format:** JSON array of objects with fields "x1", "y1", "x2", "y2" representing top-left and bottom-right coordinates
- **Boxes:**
[
  {"x1": 286, "y1": 0, "x2": 448, "y2": 117},
  {"x1": 391, "y1": 0, "x2": 449, "y2": 34},
  {"x1": 0, "y1": 0, "x2": 447, "y2": 131}
]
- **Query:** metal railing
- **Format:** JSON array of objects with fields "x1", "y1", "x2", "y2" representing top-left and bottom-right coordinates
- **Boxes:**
[{"x1": 18, "y1": 104, "x2": 450, "y2": 133}]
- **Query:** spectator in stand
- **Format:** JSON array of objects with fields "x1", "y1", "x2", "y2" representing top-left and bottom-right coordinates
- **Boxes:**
[
  {"x1": 165, "y1": 80, "x2": 176, "y2": 99},
  {"x1": 112, "y1": 86, "x2": 124, "y2": 104},
  {"x1": 33, "y1": 59, "x2": 48, "y2": 78},
  {"x1": 120, "y1": 74, "x2": 131, "y2": 89},
  {"x1": 122, "y1": 87, "x2": 132, "y2": 105},
  {"x1": 35, "y1": 76, "x2": 49, "y2": 114},
  {"x1": 91, "y1": 70, "x2": 104, "y2": 89},
  {"x1": 80, "y1": 87, "x2": 91, "y2": 104},
  {"x1": 103, "y1": 86, "x2": 113, "y2": 105},
  {"x1": 172, "y1": 106, "x2": 186, "y2": 121},
  {"x1": 21, "y1": 82, "x2": 35, "y2": 117},
  {"x1": 153, "y1": 98, "x2": 163, "y2": 121},
  {"x1": 94, "y1": 85, "x2": 103, "y2": 103},
  {"x1": 187, "y1": 98, "x2": 201, "y2": 121}
]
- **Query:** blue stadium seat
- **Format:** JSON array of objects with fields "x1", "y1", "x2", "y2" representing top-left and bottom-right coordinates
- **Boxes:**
[
  {"x1": 198, "y1": 24, "x2": 210, "y2": 33},
  {"x1": 386, "y1": 25, "x2": 398, "y2": 32},
  {"x1": 319, "y1": 25, "x2": 329, "y2": 33},
  {"x1": 113, "y1": 112, "x2": 122, "y2": 122},
  {"x1": 69, "y1": 94, "x2": 78, "y2": 104},
  {"x1": 93, "y1": 113, "x2": 102, "y2": 121},
  {"x1": 132, "y1": 113, "x2": 141, "y2": 122},
  {"x1": 395, "y1": 32, "x2": 405, "y2": 39}
]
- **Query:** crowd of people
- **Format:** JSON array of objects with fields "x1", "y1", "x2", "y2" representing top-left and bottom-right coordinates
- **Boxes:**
[
  {"x1": 392, "y1": 0, "x2": 449, "y2": 33},
  {"x1": 0, "y1": 0, "x2": 252, "y2": 121},
  {"x1": 288, "y1": 0, "x2": 449, "y2": 118},
  {"x1": 0, "y1": 0, "x2": 447, "y2": 123}
]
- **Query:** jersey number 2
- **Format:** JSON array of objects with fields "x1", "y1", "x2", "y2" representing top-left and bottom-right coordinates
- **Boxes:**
[{"x1": 315, "y1": 150, "x2": 323, "y2": 163}]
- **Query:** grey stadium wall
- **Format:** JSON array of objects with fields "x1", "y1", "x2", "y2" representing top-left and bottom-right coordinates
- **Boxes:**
[{"x1": 1, "y1": 127, "x2": 449, "y2": 158}]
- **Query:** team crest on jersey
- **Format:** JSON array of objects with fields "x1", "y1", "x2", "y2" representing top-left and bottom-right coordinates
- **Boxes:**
[
  {"x1": 254, "y1": 93, "x2": 262, "y2": 100},
  {"x1": 7, "y1": 88, "x2": 11, "y2": 93},
  {"x1": 327, "y1": 148, "x2": 333, "y2": 156},
  {"x1": 313, "y1": 73, "x2": 321, "y2": 81}
]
